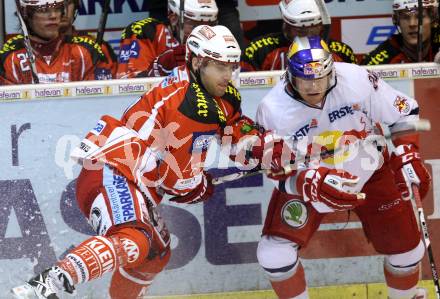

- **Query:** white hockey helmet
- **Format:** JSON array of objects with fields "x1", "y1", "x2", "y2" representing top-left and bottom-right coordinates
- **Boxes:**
[
  {"x1": 168, "y1": 0, "x2": 218, "y2": 22},
  {"x1": 279, "y1": 0, "x2": 323, "y2": 27},
  {"x1": 18, "y1": 0, "x2": 64, "y2": 17},
  {"x1": 186, "y1": 25, "x2": 241, "y2": 63},
  {"x1": 393, "y1": 0, "x2": 438, "y2": 11}
]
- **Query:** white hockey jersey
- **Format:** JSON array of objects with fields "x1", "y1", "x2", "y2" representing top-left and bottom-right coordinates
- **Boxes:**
[{"x1": 256, "y1": 62, "x2": 419, "y2": 203}]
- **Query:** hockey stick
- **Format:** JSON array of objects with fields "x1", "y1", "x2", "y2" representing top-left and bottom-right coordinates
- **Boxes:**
[
  {"x1": 417, "y1": 0, "x2": 424, "y2": 61},
  {"x1": 212, "y1": 167, "x2": 264, "y2": 185},
  {"x1": 178, "y1": 0, "x2": 185, "y2": 44},
  {"x1": 412, "y1": 185, "x2": 440, "y2": 298},
  {"x1": 96, "y1": 0, "x2": 111, "y2": 45},
  {"x1": 14, "y1": 0, "x2": 39, "y2": 83},
  {"x1": 315, "y1": 0, "x2": 331, "y2": 43},
  {"x1": 212, "y1": 119, "x2": 431, "y2": 185}
]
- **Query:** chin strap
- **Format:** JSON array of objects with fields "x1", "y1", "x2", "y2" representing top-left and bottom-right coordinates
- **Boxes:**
[{"x1": 189, "y1": 60, "x2": 209, "y2": 92}]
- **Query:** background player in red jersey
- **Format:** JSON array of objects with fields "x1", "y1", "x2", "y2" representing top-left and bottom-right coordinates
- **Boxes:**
[
  {"x1": 240, "y1": 0, "x2": 357, "y2": 72},
  {"x1": 0, "y1": 0, "x2": 112, "y2": 85},
  {"x1": 116, "y1": 0, "x2": 218, "y2": 78},
  {"x1": 58, "y1": 0, "x2": 118, "y2": 78},
  {"x1": 362, "y1": 0, "x2": 439, "y2": 64}
]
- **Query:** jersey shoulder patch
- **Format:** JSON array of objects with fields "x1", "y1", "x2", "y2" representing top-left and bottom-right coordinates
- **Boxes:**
[
  {"x1": 242, "y1": 32, "x2": 288, "y2": 67},
  {"x1": 361, "y1": 36, "x2": 401, "y2": 65},
  {"x1": 179, "y1": 82, "x2": 227, "y2": 126},
  {"x1": 66, "y1": 35, "x2": 107, "y2": 63},
  {"x1": 121, "y1": 18, "x2": 162, "y2": 41},
  {"x1": 328, "y1": 40, "x2": 357, "y2": 64}
]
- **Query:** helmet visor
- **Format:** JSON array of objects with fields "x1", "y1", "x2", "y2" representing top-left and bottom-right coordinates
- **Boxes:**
[{"x1": 293, "y1": 73, "x2": 331, "y2": 94}]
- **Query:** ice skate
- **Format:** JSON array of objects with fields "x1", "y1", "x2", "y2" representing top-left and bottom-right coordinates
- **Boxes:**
[
  {"x1": 413, "y1": 287, "x2": 428, "y2": 299},
  {"x1": 11, "y1": 266, "x2": 75, "y2": 299}
]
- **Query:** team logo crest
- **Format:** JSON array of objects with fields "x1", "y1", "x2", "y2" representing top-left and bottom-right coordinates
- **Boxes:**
[
  {"x1": 304, "y1": 62, "x2": 323, "y2": 76},
  {"x1": 393, "y1": 96, "x2": 410, "y2": 113},
  {"x1": 198, "y1": 26, "x2": 216, "y2": 40},
  {"x1": 281, "y1": 200, "x2": 308, "y2": 228}
]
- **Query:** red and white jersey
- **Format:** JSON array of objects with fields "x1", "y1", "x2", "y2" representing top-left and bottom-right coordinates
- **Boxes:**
[
  {"x1": 72, "y1": 65, "x2": 259, "y2": 204},
  {"x1": 0, "y1": 35, "x2": 112, "y2": 85},
  {"x1": 256, "y1": 62, "x2": 420, "y2": 194},
  {"x1": 116, "y1": 18, "x2": 180, "y2": 79}
]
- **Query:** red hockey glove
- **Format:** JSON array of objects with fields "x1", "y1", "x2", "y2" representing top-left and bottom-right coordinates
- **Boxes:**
[
  {"x1": 296, "y1": 167, "x2": 366, "y2": 211},
  {"x1": 147, "y1": 45, "x2": 186, "y2": 77},
  {"x1": 390, "y1": 144, "x2": 431, "y2": 200},
  {"x1": 169, "y1": 173, "x2": 214, "y2": 204},
  {"x1": 250, "y1": 131, "x2": 296, "y2": 181}
]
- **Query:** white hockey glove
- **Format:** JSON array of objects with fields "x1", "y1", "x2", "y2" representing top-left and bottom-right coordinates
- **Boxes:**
[{"x1": 390, "y1": 144, "x2": 431, "y2": 201}]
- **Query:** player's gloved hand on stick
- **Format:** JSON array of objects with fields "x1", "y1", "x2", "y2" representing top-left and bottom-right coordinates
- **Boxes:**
[
  {"x1": 390, "y1": 144, "x2": 431, "y2": 200},
  {"x1": 249, "y1": 131, "x2": 296, "y2": 180},
  {"x1": 169, "y1": 172, "x2": 214, "y2": 204},
  {"x1": 296, "y1": 167, "x2": 366, "y2": 211},
  {"x1": 146, "y1": 44, "x2": 186, "y2": 77}
]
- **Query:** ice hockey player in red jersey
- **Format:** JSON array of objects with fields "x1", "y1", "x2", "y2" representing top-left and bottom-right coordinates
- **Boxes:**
[
  {"x1": 362, "y1": 0, "x2": 439, "y2": 65},
  {"x1": 116, "y1": 0, "x2": 218, "y2": 78},
  {"x1": 240, "y1": 0, "x2": 358, "y2": 72},
  {"x1": 59, "y1": 0, "x2": 118, "y2": 78},
  {"x1": 10, "y1": 25, "x2": 289, "y2": 299},
  {"x1": 0, "y1": 0, "x2": 112, "y2": 85},
  {"x1": 255, "y1": 35, "x2": 431, "y2": 299}
]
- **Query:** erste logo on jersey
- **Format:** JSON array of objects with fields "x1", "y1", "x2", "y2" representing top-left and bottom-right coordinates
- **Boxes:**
[
  {"x1": 393, "y1": 96, "x2": 410, "y2": 113},
  {"x1": 292, "y1": 119, "x2": 318, "y2": 141},
  {"x1": 328, "y1": 105, "x2": 355, "y2": 123}
]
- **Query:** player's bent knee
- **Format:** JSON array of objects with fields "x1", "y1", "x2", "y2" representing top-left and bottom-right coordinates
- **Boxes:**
[
  {"x1": 109, "y1": 227, "x2": 151, "y2": 269},
  {"x1": 257, "y1": 235, "x2": 299, "y2": 281},
  {"x1": 385, "y1": 240, "x2": 424, "y2": 273}
]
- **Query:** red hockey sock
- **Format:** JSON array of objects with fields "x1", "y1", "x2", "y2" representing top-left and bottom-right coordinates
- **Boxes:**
[
  {"x1": 270, "y1": 262, "x2": 307, "y2": 299},
  {"x1": 57, "y1": 227, "x2": 150, "y2": 284},
  {"x1": 384, "y1": 263, "x2": 420, "y2": 298}
]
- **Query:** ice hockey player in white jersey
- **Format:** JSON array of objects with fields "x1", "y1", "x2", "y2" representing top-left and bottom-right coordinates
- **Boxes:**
[{"x1": 255, "y1": 35, "x2": 431, "y2": 299}]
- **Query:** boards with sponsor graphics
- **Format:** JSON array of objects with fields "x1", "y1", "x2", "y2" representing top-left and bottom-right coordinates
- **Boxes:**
[{"x1": 0, "y1": 65, "x2": 439, "y2": 298}]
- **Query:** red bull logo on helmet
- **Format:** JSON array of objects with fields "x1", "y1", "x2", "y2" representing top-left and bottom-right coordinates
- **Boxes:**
[{"x1": 304, "y1": 62, "x2": 324, "y2": 76}]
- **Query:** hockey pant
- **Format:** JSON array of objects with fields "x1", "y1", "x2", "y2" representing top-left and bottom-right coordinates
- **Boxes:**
[{"x1": 258, "y1": 165, "x2": 424, "y2": 299}]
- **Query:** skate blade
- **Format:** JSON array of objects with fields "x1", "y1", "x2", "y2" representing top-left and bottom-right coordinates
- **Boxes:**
[{"x1": 11, "y1": 284, "x2": 36, "y2": 299}]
